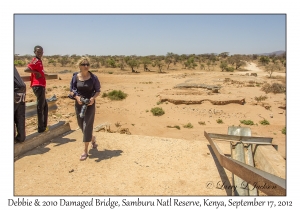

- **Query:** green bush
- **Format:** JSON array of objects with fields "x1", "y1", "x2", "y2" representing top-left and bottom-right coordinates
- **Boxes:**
[
  {"x1": 174, "y1": 125, "x2": 180, "y2": 130},
  {"x1": 107, "y1": 59, "x2": 117, "y2": 68},
  {"x1": 255, "y1": 95, "x2": 268, "y2": 102},
  {"x1": 225, "y1": 66, "x2": 235, "y2": 72},
  {"x1": 240, "y1": 120, "x2": 254, "y2": 125},
  {"x1": 282, "y1": 127, "x2": 286, "y2": 135},
  {"x1": 183, "y1": 123, "x2": 193, "y2": 128},
  {"x1": 107, "y1": 90, "x2": 128, "y2": 100},
  {"x1": 14, "y1": 60, "x2": 26, "y2": 67},
  {"x1": 167, "y1": 125, "x2": 180, "y2": 130},
  {"x1": 261, "y1": 83, "x2": 286, "y2": 94},
  {"x1": 216, "y1": 119, "x2": 224, "y2": 124},
  {"x1": 151, "y1": 107, "x2": 165, "y2": 116},
  {"x1": 260, "y1": 119, "x2": 270, "y2": 125}
]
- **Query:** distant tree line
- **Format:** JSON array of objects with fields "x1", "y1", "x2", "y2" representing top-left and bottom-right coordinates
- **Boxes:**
[{"x1": 14, "y1": 51, "x2": 286, "y2": 73}]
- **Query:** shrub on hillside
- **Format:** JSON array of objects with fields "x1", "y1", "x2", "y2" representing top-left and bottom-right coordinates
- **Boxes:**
[
  {"x1": 183, "y1": 123, "x2": 193, "y2": 128},
  {"x1": 260, "y1": 119, "x2": 270, "y2": 125},
  {"x1": 106, "y1": 90, "x2": 128, "y2": 100},
  {"x1": 225, "y1": 67, "x2": 235, "y2": 72},
  {"x1": 216, "y1": 119, "x2": 224, "y2": 124},
  {"x1": 261, "y1": 83, "x2": 286, "y2": 94},
  {"x1": 254, "y1": 95, "x2": 268, "y2": 102},
  {"x1": 151, "y1": 107, "x2": 165, "y2": 116},
  {"x1": 240, "y1": 120, "x2": 254, "y2": 125}
]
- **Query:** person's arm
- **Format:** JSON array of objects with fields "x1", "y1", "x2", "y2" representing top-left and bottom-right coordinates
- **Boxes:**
[
  {"x1": 70, "y1": 73, "x2": 80, "y2": 96},
  {"x1": 89, "y1": 92, "x2": 100, "y2": 106},
  {"x1": 43, "y1": 70, "x2": 49, "y2": 77},
  {"x1": 89, "y1": 75, "x2": 101, "y2": 106},
  {"x1": 69, "y1": 73, "x2": 82, "y2": 105},
  {"x1": 24, "y1": 67, "x2": 41, "y2": 78}
]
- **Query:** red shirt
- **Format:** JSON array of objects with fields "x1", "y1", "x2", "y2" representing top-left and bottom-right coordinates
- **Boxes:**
[{"x1": 27, "y1": 57, "x2": 46, "y2": 87}]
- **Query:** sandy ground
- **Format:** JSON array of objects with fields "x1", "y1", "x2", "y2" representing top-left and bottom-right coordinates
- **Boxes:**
[{"x1": 14, "y1": 62, "x2": 286, "y2": 195}]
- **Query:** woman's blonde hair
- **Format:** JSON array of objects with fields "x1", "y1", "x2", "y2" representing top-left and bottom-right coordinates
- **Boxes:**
[{"x1": 77, "y1": 56, "x2": 90, "y2": 67}]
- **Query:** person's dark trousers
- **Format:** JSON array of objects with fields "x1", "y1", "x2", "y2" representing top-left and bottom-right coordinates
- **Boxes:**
[
  {"x1": 14, "y1": 101, "x2": 26, "y2": 142},
  {"x1": 75, "y1": 102, "x2": 95, "y2": 142},
  {"x1": 32, "y1": 86, "x2": 48, "y2": 133}
]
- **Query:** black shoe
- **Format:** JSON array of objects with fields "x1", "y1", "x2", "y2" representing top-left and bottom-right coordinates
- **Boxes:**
[
  {"x1": 38, "y1": 126, "x2": 49, "y2": 133},
  {"x1": 15, "y1": 140, "x2": 25, "y2": 144}
]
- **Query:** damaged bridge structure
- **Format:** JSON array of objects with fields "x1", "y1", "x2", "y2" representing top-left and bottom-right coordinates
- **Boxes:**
[{"x1": 205, "y1": 126, "x2": 286, "y2": 196}]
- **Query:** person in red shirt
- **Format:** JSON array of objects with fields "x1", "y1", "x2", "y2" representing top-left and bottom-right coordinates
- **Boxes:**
[{"x1": 24, "y1": 45, "x2": 49, "y2": 133}]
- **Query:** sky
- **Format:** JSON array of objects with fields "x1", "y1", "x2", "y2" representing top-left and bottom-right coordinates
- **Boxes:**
[{"x1": 14, "y1": 14, "x2": 286, "y2": 56}]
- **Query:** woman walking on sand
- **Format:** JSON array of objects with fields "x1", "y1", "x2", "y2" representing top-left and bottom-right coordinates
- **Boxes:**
[{"x1": 69, "y1": 56, "x2": 101, "y2": 161}]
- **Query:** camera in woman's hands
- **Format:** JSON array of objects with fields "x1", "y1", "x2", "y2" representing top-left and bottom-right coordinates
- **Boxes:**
[{"x1": 79, "y1": 97, "x2": 90, "y2": 118}]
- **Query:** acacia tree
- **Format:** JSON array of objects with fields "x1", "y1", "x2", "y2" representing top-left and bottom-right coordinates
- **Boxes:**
[
  {"x1": 198, "y1": 55, "x2": 206, "y2": 69},
  {"x1": 206, "y1": 61, "x2": 211, "y2": 71},
  {"x1": 58, "y1": 55, "x2": 70, "y2": 67},
  {"x1": 179, "y1": 54, "x2": 188, "y2": 67},
  {"x1": 118, "y1": 57, "x2": 126, "y2": 70},
  {"x1": 259, "y1": 56, "x2": 270, "y2": 66},
  {"x1": 228, "y1": 54, "x2": 246, "y2": 69},
  {"x1": 219, "y1": 52, "x2": 229, "y2": 59},
  {"x1": 127, "y1": 58, "x2": 139, "y2": 72},
  {"x1": 90, "y1": 56, "x2": 102, "y2": 68},
  {"x1": 227, "y1": 56, "x2": 235, "y2": 67},
  {"x1": 141, "y1": 57, "x2": 152, "y2": 71},
  {"x1": 268, "y1": 53, "x2": 277, "y2": 63},
  {"x1": 200, "y1": 64, "x2": 205, "y2": 70},
  {"x1": 48, "y1": 59, "x2": 57, "y2": 67},
  {"x1": 70, "y1": 54, "x2": 81, "y2": 65},
  {"x1": 198, "y1": 54, "x2": 206, "y2": 62},
  {"x1": 106, "y1": 58, "x2": 117, "y2": 68},
  {"x1": 220, "y1": 61, "x2": 228, "y2": 72},
  {"x1": 173, "y1": 54, "x2": 180, "y2": 66},
  {"x1": 155, "y1": 59, "x2": 165, "y2": 72},
  {"x1": 184, "y1": 56, "x2": 197, "y2": 69},
  {"x1": 235, "y1": 60, "x2": 246, "y2": 69},
  {"x1": 210, "y1": 54, "x2": 218, "y2": 70},
  {"x1": 165, "y1": 52, "x2": 175, "y2": 70},
  {"x1": 265, "y1": 62, "x2": 281, "y2": 78},
  {"x1": 278, "y1": 52, "x2": 286, "y2": 68}
]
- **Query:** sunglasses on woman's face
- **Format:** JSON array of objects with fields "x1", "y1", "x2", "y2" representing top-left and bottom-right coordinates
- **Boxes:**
[{"x1": 80, "y1": 63, "x2": 90, "y2": 66}]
